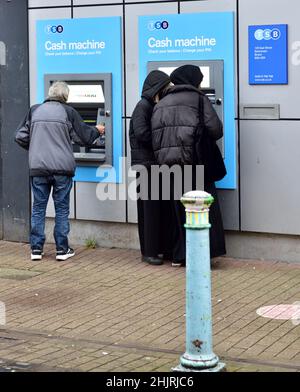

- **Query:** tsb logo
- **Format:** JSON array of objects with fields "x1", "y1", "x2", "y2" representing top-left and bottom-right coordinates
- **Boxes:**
[
  {"x1": 254, "y1": 28, "x2": 281, "y2": 41},
  {"x1": 147, "y1": 20, "x2": 169, "y2": 31},
  {"x1": 45, "y1": 24, "x2": 64, "y2": 34}
]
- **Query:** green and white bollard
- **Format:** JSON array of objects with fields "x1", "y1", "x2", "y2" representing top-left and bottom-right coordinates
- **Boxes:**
[{"x1": 173, "y1": 190, "x2": 226, "y2": 372}]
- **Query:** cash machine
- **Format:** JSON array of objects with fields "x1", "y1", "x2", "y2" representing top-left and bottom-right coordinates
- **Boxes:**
[
  {"x1": 148, "y1": 60, "x2": 224, "y2": 157},
  {"x1": 44, "y1": 73, "x2": 113, "y2": 165}
]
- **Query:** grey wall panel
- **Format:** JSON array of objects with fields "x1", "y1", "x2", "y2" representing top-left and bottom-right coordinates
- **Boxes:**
[
  {"x1": 219, "y1": 189, "x2": 239, "y2": 231},
  {"x1": 126, "y1": 0, "x2": 172, "y2": 2},
  {"x1": 125, "y1": 2, "x2": 178, "y2": 117},
  {"x1": 28, "y1": 8, "x2": 71, "y2": 105},
  {"x1": 46, "y1": 187, "x2": 75, "y2": 219},
  {"x1": 239, "y1": 0, "x2": 300, "y2": 119},
  {"x1": 73, "y1": 5, "x2": 123, "y2": 18},
  {"x1": 76, "y1": 182, "x2": 126, "y2": 222},
  {"x1": 74, "y1": 1, "x2": 122, "y2": 5},
  {"x1": 240, "y1": 120, "x2": 300, "y2": 235},
  {"x1": 218, "y1": 120, "x2": 239, "y2": 231},
  {"x1": 29, "y1": 0, "x2": 71, "y2": 6},
  {"x1": 180, "y1": 0, "x2": 236, "y2": 13}
]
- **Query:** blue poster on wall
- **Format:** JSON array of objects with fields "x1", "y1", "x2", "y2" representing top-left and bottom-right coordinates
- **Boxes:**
[
  {"x1": 139, "y1": 12, "x2": 236, "y2": 190},
  {"x1": 36, "y1": 17, "x2": 123, "y2": 183},
  {"x1": 249, "y1": 24, "x2": 288, "y2": 85}
]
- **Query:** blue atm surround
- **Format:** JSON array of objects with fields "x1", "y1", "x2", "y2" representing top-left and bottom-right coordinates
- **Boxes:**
[
  {"x1": 139, "y1": 12, "x2": 236, "y2": 189},
  {"x1": 36, "y1": 17, "x2": 123, "y2": 183}
]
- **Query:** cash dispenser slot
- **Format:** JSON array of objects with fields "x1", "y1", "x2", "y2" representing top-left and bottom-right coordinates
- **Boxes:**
[
  {"x1": 202, "y1": 89, "x2": 216, "y2": 104},
  {"x1": 76, "y1": 106, "x2": 99, "y2": 126},
  {"x1": 44, "y1": 73, "x2": 113, "y2": 166}
]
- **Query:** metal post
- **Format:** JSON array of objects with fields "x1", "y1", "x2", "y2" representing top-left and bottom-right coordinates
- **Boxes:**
[{"x1": 173, "y1": 190, "x2": 226, "y2": 372}]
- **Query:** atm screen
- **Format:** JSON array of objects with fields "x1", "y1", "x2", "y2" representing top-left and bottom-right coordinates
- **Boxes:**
[
  {"x1": 64, "y1": 81, "x2": 105, "y2": 126},
  {"x1": 158, "y1": 66, "x2": 210, "y2": 88},
  {"x1": 67, "y1": 83, "x2": 105, "y2": 104}
]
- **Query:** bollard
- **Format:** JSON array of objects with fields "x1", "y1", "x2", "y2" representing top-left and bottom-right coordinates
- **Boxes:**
[{"x1": 173, "y1": 190, "x2": 226, "y2": 372}]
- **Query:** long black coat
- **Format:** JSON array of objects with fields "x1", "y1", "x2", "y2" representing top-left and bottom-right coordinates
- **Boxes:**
[
  {"x1": 129, "y1": 71, "x2": 170, "y2": 168},
  {"x1": 129, "y1": 70, "x2": 171, "y2": 258},
  {"x1": 151, "y1": 84, "x2": 226, "y2": 259}
]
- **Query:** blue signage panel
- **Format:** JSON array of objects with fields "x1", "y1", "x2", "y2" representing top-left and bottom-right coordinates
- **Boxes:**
[
  {"x1": 249, "y1": 24, "x2": 288, "y2": 85},
  {"x1": 36, "y1": 17, "x2": 123, "y2": 183},
  {"x1": 139, "y1": 12, "x2": 236, "y2": 189}
]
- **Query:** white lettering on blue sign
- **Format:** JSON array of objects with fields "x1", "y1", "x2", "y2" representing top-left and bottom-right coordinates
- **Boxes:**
[
  {"x1": 254, "y1": 28, "x2": 282, "y2": 41},
  {"x1": 148, "y1": 37, "x2": 172, "y2": 48},
  {"x1": 69, "y1": 40, "x2": 105, "y2": 50},
  {"x1": 175, "y1": 37, "x2": 216, "y2": 47},
  {"x1": 45, "y1": 40, "x2": 67, "y2": 51},
  {"x1": 45, "y1": 40, "x2": 106, "y2": 51},
  {"x1": 147, "y1": 36, "x2": 216, "y2": 49}
]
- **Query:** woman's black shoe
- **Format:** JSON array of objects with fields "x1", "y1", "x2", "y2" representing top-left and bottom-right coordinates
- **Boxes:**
[{"x1": 141, "y1": 256, "x2": 163, "y2": 265}]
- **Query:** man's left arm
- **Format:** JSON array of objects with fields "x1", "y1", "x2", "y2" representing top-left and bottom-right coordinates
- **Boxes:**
[
  {"x1": 65, "y1": 105, "x2": 101, "y2": 146},
  {"x1": 14, "y1": 109, "x2": 33, "y2": 150}
]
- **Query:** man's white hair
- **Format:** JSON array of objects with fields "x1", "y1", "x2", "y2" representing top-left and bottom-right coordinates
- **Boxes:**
[{"x1": 48, "y1": 81, "x2": 69, "y2": 102}]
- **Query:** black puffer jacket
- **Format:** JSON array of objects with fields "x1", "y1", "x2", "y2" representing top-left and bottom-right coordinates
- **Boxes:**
[
  {"x1": 129, "y1": 71, "x2": 170, "y2": 167},
  {"x1": 151, "y1": 84, "x2": 223, "y2": 166}
]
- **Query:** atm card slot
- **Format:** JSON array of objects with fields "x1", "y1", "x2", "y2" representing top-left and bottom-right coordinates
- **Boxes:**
[
  {"x1": 89, "y1": 148, "x2": 105, "y2": 153},
  {"x1": 206, "y1": 94, "x2": 216, "y2": 104},
  {"x1": 74, "y1": 152, "x2": 106, "y2": 162}
]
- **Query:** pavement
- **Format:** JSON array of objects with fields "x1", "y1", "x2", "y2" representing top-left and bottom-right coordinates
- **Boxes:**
[{"x1": 0, "y1": 240, "x2": 299, "y2": 372}]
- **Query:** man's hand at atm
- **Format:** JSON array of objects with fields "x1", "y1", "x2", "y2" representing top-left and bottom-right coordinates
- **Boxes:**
[{"x1": 96, "y1": 124, "x2": 105, "y2": 135}]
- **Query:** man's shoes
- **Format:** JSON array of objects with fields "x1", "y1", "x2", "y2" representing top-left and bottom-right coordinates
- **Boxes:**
[
  {"x1": 141, "y1": 256, "x2": 163, "y2": 266},
  {"x1": 171, "y1": 260, "x2": 186, "y2": 267},
  {"x1": 31, "y1": 249, "x2": 44, "y2": 261},
  {"x1": 56, "y1": 248, "x2": 75, "y2": 261}
]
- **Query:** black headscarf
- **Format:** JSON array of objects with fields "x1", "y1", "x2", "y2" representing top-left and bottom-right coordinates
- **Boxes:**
[
  {"x1": 170, "y1": 65, "x2": 203, "y2": 87},
  {"x1": 141, "y1": 70, "x2": 170, "y2": 100}
]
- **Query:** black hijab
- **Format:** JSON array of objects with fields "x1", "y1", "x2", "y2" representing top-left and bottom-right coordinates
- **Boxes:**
[
  {"x1": 141, "y1": 70, "x2": 170, "y2": 100},
  {"x1": 170, "y1": 65, "x2": 203, "y2": 87}
]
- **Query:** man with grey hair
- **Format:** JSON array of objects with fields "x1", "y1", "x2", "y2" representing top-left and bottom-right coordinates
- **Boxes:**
[
  {"x1": 48, "y1": 80, "x2": 70, "y2": 102},
  {"x1": 15, "y1": 81, "x2": 105, "y2": 261}
]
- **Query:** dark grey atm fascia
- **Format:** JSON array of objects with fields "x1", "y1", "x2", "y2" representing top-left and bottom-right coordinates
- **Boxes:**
[
  {"x1": 44, "y1": 73, "x2": 113, "y2": 166},
  {"x1": 148, "y1": 60, "x2": 225, "y2": 157}
]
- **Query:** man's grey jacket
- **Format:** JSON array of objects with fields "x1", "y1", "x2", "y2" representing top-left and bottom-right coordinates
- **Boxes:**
[{"x1": 15, "y1": 98, "x2": 100, "y2": 177}]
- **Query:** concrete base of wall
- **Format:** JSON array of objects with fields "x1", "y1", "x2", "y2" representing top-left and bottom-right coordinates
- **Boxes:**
[
  {"x1": 45, "y1": 218, "x2": 140, "y2": 250},
  {"x1": 225, "y1": 231, "x2": 300, "y2": 264},
  {"x1": 45, "y1": 219, "x2": 300, "y2": 263}
]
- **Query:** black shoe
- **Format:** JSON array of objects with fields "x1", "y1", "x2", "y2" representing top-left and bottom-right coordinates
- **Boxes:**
[
  {"x1": 158, "y1": 253, "x2": 172, "y2": 261},
  {"x1": 141, "y1": 256, "x2": 163, "y2": 266},
  {"x1": 31, "y1": 249, "x2": 44, "y2": 261},
  {"x1": 56, "y1": 248, "x2": 75, "y2": 261}
]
